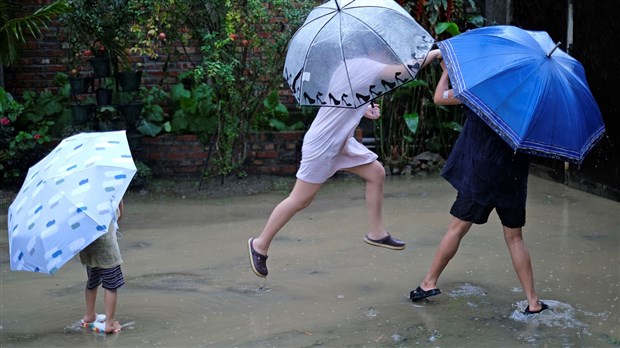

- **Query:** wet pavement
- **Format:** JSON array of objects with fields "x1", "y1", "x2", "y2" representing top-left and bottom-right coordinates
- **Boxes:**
[{"x1": 1, "y1": 174, "x2": 618, "y2": 347}]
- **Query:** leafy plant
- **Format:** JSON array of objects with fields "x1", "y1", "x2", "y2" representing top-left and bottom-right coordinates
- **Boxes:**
[
  {"x1": 0, "y1": 0, "x2": 69, "y2": 67},
  {"x1": 169, "y1": 83, "x2": 217, "y2": 143},
  {"x1": 257, "y1": 90, "x2": 304, "y2": 132},
  {"x1": 58, "y1": 0, "x2": 133, "y2": 72},
  {"x1": 184, "y1": 0, "x2": 315, "y2": 177},
  {"x1": 136, "y1": 85, "x2": 171, "y2": 137},
  {"x1": 0, "y1": 88, "x2": 54, "y2": 183}
]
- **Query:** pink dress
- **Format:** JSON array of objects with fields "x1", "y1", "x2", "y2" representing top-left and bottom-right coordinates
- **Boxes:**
[{"x1": 297, "y1": 58, "x2": 385, "y2": 184}]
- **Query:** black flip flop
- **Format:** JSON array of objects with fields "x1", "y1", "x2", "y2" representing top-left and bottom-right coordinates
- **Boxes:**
[
  {"x1": 410, "y1": 286, "x2": 441, "y2": 301},
  {"x1": 523, "y1": 301, "x2": 550, "y2": 315}
]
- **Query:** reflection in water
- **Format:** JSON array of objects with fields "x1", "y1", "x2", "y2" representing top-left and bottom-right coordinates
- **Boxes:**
[{"x1": 0, "y1": 175, "x2": 618, "y2": 347}]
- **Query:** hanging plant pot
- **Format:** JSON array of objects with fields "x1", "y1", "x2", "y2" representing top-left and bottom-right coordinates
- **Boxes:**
[
  {"x1": 126, "y1": 131, "x2": 143, "y2": 151},
  {"x1": 116, "y1": 70, "x2": 143, "y2": 92},
  {"x1": 95, "y1": 88, "x2": 113, "y2": 106},
  {"x1": 71, "y1": 104, "x2": 96, "y2": 124},
  {"x1": 89, "y1": 56, "x2": 111, "y2": 78},
  {"x1": 119, "y1": 101, "x2": 144, "y2": 131},
  {"x1": 68, "y1": 76, "x2": 93, "y2": 94}
]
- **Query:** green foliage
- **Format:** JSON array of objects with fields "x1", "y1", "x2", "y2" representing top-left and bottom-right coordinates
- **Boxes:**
[
  {"x1": 137, "y1": 85, "x2": 170, "y2": 137},
  {"x1": 182, "y1": 0, "x2": 314, "y2": 177},
  {"x1": 169, "y1": 83, "x2": 217, "y2": 143},
  {"x1": 58, "y1": 0, "x2": 133, "y2": 71},
  {"x1": 256, "y1": 90, "x2": 304, "y2": 131},
  {"x1": 0, "y1": 0, "x2": 69, "y2": 66},
  {"x1": 0, "y1": 88, "x2": 55, "y2": 183}
]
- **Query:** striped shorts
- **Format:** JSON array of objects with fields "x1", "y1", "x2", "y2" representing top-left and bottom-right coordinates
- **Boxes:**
[{"x1": 86, "y1": 265, "x2": 125, "y2": 291}]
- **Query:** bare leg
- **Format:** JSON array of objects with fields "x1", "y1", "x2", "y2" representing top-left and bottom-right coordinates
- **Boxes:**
[
  {"x1": 252, "y1": 179, "x2": 322, "y2": 255},
  {"x1": 503, "y1": 226, "x2": 542, "y2": 311},
  {"x1": 103, "y1": 289, "x2": 121, "y2": 333},
  {"x1": 345, "y1": 160, "x2": 387, "y2": 240},
  {"x1": 420, "y1": 217, "x2": 473, "y2": 291},
  {"x1": 83, "y1": 286, "x2": 98, "y2": 323}
]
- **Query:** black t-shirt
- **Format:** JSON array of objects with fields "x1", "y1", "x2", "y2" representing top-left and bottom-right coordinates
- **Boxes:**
[{"x1": 441, "y1": 107, "x2": 530, "y2": 209}]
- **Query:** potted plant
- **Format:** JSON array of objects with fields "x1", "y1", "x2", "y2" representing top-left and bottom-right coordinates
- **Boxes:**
[
  {"x1": 58, "y1": 0, "x2": 132, "y2": 80},
  {"x1": 87, "y1": 43, "x2": 112, "y2": 78},
  {"x1": 116, "y1": 68, "x2": 143, "y2": 92},
  {"x1": 95, "y1": 77, "x2": 114, "y2": 106},
  {"x1": 67, "y1": 68, "x2": 92, "y2": 94}
]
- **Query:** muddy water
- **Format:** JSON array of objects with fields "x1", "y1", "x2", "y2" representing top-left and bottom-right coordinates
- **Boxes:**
[{"x1": 1, "y1": 175, "x2": 618, "y2": 347}]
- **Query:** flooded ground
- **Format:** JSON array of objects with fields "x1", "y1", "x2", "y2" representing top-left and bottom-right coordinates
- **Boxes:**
[{"x1": 1, "y1": 174, "x2": 618, "y2": 347}]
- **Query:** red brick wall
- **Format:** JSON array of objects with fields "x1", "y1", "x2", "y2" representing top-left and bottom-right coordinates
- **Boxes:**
[
  {"x1": 3, "y1": 1, "x2": 202, "y2": 96},
  {"x1": 135, "y1": 131, "x2": 304, "y2": 178}
]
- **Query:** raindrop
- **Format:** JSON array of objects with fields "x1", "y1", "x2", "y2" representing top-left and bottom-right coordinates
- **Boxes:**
[{"x1": 364, "y1": 308, "x2": 378, "y2": 317}]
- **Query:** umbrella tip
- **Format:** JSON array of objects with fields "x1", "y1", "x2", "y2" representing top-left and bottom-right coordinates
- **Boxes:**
[{"x1": 547, "y1": 42, "x2": 561, "y2": 57}]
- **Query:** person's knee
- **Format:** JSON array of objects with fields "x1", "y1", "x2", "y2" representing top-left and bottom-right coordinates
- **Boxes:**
[
  {"x1": 366, "y1": 162, "x2": 386, "y2": 183},
  {"x1": 287, "y1": 194, "x2": 315, "y2": 211}
]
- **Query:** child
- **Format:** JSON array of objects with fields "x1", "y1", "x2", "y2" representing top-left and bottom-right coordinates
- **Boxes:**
[
  {"x1": 78, "y1": 200, "x2": 125, "y2": 333},
  {"x1": 409, "y1": 57, "x2": 548, "y2": 315}
]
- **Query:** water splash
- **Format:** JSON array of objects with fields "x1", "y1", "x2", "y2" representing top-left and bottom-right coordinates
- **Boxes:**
[
  {"x1": 447, "y1": 283, "x2": 487, "y2": 298},
  {"x1": 510, "y1": 300, "x2": 589, "y2": 330}
]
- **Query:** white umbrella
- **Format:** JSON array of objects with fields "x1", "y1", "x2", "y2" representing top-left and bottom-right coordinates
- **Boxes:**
[
  {"x1": 7, "y1": 130, "x2": 136, "y2": 275},
  {"x1": 283, "y1": 0, "x2": 434, "y2": 108}
]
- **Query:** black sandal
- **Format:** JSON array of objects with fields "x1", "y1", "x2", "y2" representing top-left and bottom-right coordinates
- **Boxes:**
[
  {"x1": 410, "y1": 286, "x2": 441, "y2": 301},
  {"x1": 523, "y1": 301, "x2": 550, "y2": 315}
]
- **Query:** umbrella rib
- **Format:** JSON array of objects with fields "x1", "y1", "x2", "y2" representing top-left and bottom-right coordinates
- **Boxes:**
[
  {"x1": 292, "y1": 10, "x2": 340, "y2": 103},
  {"x1": 338, "y1": 10, "x2": 417, "y2": 80}
]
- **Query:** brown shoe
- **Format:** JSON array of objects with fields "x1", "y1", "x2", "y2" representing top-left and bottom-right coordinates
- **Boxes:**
[
  {"x1": 364, "y1": 234, "x2": 406, "y2": 250},
  {"x1": 248, "y1": 238, "x2": 268, "y2": 277}
]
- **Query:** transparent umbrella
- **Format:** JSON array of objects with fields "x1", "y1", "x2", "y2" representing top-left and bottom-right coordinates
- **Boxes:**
[{"x1": 283, "y1": 0, "x2": 434, "y2": 109}]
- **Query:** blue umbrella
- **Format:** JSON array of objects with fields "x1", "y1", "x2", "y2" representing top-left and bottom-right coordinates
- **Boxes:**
[
  {"x1": 7, "y1": 130, "x2": 136, "y2": 275},
  {"x1": 438, "y1": 25, "x2": 605, "y2": 164}
]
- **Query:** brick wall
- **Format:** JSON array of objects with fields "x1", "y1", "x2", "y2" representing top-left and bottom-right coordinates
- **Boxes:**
[
  {"x1": 134, "y1": 131, "x2": 304, "y2": 178},
  {"x1": 3, "y1": 12, "x2": 203, "y2": 97}
]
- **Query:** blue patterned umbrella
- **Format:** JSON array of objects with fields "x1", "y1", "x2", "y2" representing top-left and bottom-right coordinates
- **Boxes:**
[
  {"x1": 439, "y1": 25, "x2": 605, "y2": 164},
  {"x1": 7, "y1": 130, "x2": 136, "y2": 275}
]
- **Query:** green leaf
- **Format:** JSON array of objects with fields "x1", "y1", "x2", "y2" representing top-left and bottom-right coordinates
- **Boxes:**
[
  {"x1": 137, "y1": 120, "x2": 162, "y2": 137},
  {"x1": 404, "y1": 112, "x2": 419, "y2": 134},
  {"x1": 435, "y1": 22, "x2": 460, "y2": 37}
]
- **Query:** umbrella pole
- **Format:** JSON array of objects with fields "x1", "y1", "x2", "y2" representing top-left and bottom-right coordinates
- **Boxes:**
[{"x1": 547, "y1": 42, "x2": 562, "y2": 57}]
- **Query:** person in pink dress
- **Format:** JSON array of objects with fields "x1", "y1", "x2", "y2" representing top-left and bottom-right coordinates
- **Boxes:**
[{"x1": 248, "y1": 50, "x2": 441, "y2": 278}]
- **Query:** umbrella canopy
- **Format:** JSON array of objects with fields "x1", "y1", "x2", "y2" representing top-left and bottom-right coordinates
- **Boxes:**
[
  {"x1": 438, "y1": 25, "x2": 605, "y2": 164},
  {"x1": 7, "y1": 130, "x2": 136, "y2": 275},
  {"x1": 283, "y1": 0, "x2": 434, "y2": 108}
]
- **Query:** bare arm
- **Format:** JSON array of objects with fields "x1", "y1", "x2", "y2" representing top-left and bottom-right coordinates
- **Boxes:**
[
  {"x1": 433, "y1": 60, "x2": 462, "y2": 106},
  {"x1": 117, "y1": 200, "x2": 124, "y2": 222},
  {"x1": 379, "y1": 49, "x2": 442, "y2": 79}
]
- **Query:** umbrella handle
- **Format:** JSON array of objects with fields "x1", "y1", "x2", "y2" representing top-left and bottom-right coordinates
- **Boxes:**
[{"x1": 547, "y1": 42, "x2": 561, "y2": 57}]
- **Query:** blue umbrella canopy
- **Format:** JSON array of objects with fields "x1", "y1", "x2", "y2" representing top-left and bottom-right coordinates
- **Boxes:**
[
  {"x1": 438, "y1": 25, "x2": 605, "y2": 164},
  {"x1": 283, "y1": 0, "x2": 434, "y2": 108}
]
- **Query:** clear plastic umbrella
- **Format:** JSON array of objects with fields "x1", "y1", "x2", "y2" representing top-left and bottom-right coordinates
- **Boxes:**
[
  {"x1": 7, "y1": 130, "x2": 136, "y2": 275},
  {"x1": 283, "y1": 0, "x2": 434, "y2": 108}
]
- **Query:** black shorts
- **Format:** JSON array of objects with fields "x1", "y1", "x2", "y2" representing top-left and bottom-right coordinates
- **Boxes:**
[
  {"x1": 86, "y1": 265, "x2": 124, "y2": 291},
  {"x1": 450, "y1": 193, "x2": 525, "y2": 228}
]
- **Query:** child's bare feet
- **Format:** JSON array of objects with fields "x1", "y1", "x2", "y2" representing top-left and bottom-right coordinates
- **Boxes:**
[
  {"x1": 92, "y1": 320, "x2": 122, "y2": 334},
  {"x1": 80, "y1": 314, "x2": 106, "y2": 328}
]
